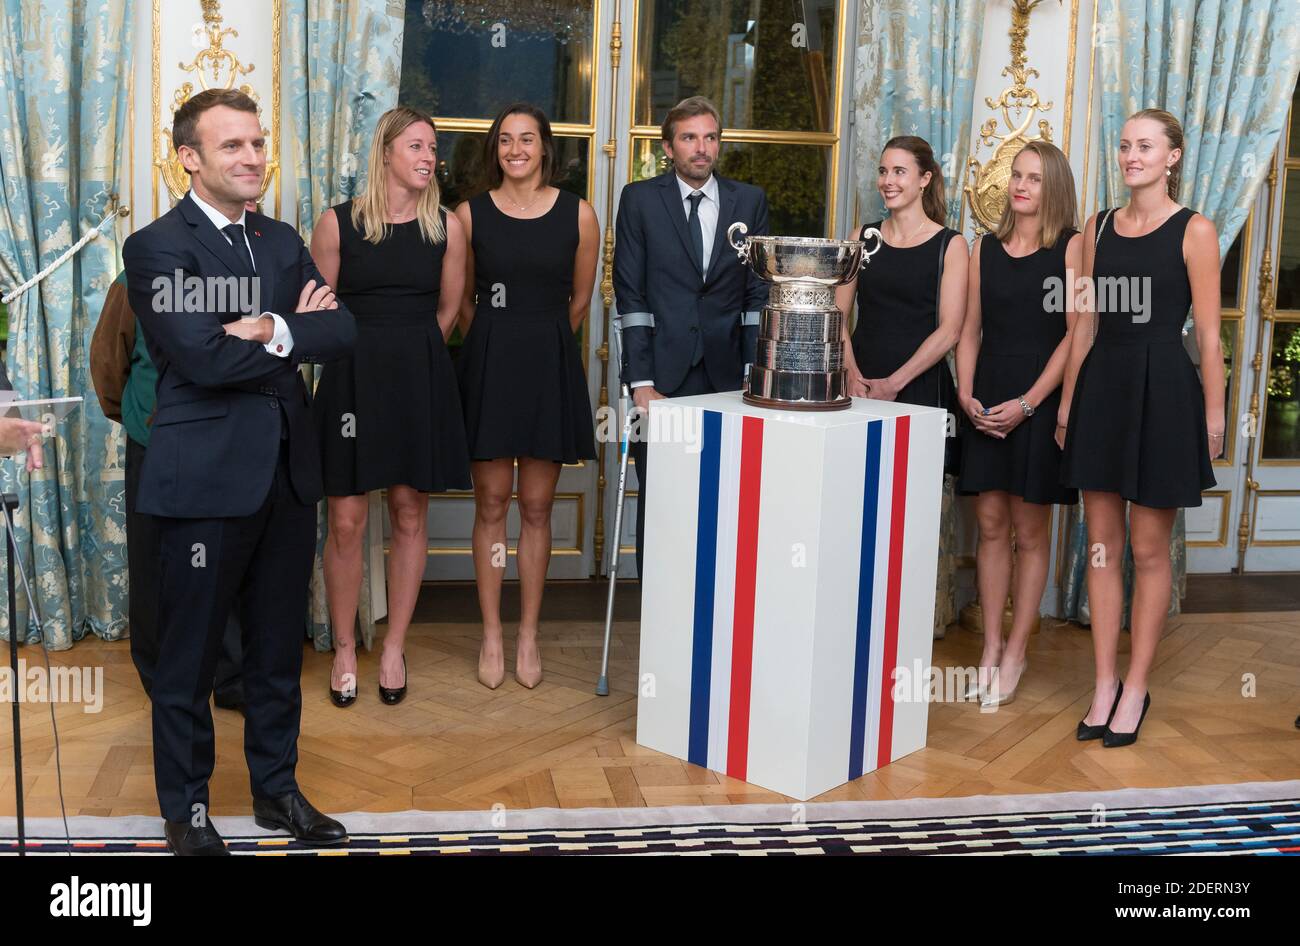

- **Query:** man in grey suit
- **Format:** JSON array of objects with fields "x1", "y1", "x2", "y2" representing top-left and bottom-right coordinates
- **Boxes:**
[{"x1": 613, "y1": 96, "x2": 770, "y2": 576}]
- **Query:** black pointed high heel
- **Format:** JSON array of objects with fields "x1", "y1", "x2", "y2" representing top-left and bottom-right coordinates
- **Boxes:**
[
  {"x1": 379, "y1": 655, "x2": 407, "y2": 705},
  {"x1": 330, "y1": 652, "x2": 358, "y2": 708},
  {"x1": 1102, "y1": 690, "x2": 1150, "y2": 748},
  {"x1": 1076, "y1": 680, "x2": 1122, "y2": 741}
]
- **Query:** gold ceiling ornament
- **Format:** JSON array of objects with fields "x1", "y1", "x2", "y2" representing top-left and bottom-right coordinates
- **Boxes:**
[
  {"x1": 963, "y1": 0, "x2": 1061, "y2": 235},
  {"x1": 155, "y1": 0, "x2": 278, "y2": 204}
]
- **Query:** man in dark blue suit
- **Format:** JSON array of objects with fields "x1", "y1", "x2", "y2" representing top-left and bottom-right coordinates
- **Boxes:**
[
  {"x1": 613, "y1": 96, "x2": 770, "y2": 576},
  {"x1": 123, "y1": 88, "x2": 355, "y2": 855}
]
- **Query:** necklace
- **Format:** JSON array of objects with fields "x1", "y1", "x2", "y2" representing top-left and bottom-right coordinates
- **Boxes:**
[
  {"x1": 887, "y1": 215, "x2": 932, "y2": 247},
  {"x1": 502, "y1": 187, "x2": 545, "y2": 215}
]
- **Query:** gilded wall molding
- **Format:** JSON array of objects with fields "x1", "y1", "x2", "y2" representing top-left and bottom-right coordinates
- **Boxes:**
[
  {"x1": 963, "y1": 0, "x2": 1060, "y2": 235},
  {"x1": 152, "y1": 0, "x2": 282, "y2": 215}
]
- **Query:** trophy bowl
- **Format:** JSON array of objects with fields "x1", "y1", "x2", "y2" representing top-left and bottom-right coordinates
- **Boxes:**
[
  {"x1": 745, "y1": 234, "x2": 873, "y2": 285},
  {"x1": 728, "y1": 222, "x2": 882, "y2": 410}
]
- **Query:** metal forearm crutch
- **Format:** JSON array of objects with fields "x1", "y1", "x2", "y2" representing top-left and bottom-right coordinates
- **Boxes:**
[{"x1": 596, "y1": 319, "x2": 635, "y2": 697}]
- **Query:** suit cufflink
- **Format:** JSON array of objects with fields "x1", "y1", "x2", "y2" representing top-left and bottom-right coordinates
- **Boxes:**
[
  {"x1": 741, "y1": 310, "x2": 760, "y2": 327},
  {"x1": 616, "y1": 311, "x2": 655, "y2": 329}
]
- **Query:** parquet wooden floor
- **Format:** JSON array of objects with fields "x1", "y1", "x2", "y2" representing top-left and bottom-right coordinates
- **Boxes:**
[{"x1": 2, "y1": 606, "x2": 1298, "y2": 817}]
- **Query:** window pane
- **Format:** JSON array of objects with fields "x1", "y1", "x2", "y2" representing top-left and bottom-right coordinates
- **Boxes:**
[
  {"x1": 630, "y1": 138, "x2": 830, "y2": 237},
  {"x1": 635, "y1": 0, "x2": 839, "y2": 133},
  {"x1": 1278, "y1": 170, "x2": 1300, "y2": 311},
  {"x1": 1263, "y1": 321, "x2": 1300, "y2": 460},
  {"x1": 435, "y1": 131, "x2": 589, "y2": 208},
  {"x1": 401, "y1": 0, "x2": 595, "y2": 124},
  {"x1": 1221, "y1": 227, "x2": 1244, "y2": 310}
]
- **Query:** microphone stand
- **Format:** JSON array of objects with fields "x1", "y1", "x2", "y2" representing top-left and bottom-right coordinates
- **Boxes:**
[{"x1": 3, "y1": 492, "x2": 24, "y2": 855}]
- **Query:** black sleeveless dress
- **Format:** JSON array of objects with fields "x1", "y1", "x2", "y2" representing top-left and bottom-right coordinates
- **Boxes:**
[
  {"x1": 851, "y1": 222, "x2": 960, "y2": 474},
  {"x1": 458, "y1": 189, "x2": 596, "y2": 463},
  {"x1": 312, "y1": 201, "x2": 471, "y2": 495},
  {"x1": 1060, "y1": 207, "x2": 1215, "y2": 508},
  {"x1": 958, "y1": 231, "x2": 1079, "y2": 505}
]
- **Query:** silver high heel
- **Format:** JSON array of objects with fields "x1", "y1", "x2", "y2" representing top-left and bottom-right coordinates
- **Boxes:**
[{"x1": 980, "y1": 661, "x2": 1028, "y2": 708}]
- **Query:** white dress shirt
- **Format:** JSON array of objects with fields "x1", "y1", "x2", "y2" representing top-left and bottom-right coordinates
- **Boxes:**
[
  {"x1": 187, "y1": 190, "x2": 293, "y2": 358},
  {"x1": 677, "y1": 172, "x2": 719, "y2": 274}
]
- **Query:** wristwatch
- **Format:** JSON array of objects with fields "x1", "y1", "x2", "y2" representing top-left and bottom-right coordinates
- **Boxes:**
[{"x1": 1018, "y1": 396, "x2": 1035, "y2": 417}]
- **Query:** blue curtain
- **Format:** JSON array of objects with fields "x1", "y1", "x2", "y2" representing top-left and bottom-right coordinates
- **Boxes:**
[
  {"x1": 1061, "y1": 0, "x2": 1300, "y2": 625},
  {"x1": 853, "y1": 0, "x2": 986, "y2": 229},
  {"x1": 0, "y1": 1, "x2": 133, "y2": 648},
  {"x1": 286, "y1": 0, "x2": 405, "y2": 651},
  {"x1": 1096, "y1": 0, "x2": 1300, "y2": 256}
]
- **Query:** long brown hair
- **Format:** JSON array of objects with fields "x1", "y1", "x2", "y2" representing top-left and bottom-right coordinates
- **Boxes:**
[
  {"x1": 352, "y1": 106, "x2": 446, "y2": 245},
  {"x1": 1127, "y1": 108, "x2": 1184, "y2": 199},
  {"x1": 882, "y1": 135, "x2": 946, "y2": 225},
  {"x1": 993, "y1": 140, "x2": 1079, "y2": 249}
]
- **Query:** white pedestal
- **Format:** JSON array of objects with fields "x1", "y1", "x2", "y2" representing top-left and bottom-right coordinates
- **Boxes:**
[{"x1": 635, "y1": 392, "x2": 946, "y2": 800}]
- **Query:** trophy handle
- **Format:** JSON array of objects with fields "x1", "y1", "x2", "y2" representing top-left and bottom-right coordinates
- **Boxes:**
[
  {"x1": 858, "y1": 226, "x2": 883, "y2": 269},
  {"x1": 727, "y1": 221, "x2": 750, "y2": 263}
]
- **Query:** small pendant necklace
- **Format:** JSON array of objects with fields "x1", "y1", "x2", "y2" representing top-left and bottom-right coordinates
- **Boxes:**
[
  {"x1": 889, "y1": 215, "x2": 931, "y2": 246},
  {"x1": 505, "y1": 188, "x2": 544, "y2": 214}
]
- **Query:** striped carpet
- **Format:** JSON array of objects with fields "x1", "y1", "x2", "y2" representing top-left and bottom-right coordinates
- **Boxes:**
[{"x1": 4, "y1": 780, "x2": 1298, "y2": 855}]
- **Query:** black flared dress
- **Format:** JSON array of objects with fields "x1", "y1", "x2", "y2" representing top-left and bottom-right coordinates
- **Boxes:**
[
  {"x1": 958, "y1": 231, "x2": 1079, "y2": 505},
  {"x1": 457, "y1": 189, "x2": 596, "y2": 463},
  {"x1": 313, "y1": 202, "x2": 471, "y2": 495},
  {"x1": 1060, "y1": 207, "x2": 1215, "y2": 508}
]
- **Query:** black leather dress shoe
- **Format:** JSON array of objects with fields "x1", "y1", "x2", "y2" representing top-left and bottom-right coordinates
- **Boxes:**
[
  {"x1": 379, "y1": 655, "x2": 407, "y2": 706},
  {"x1": 164, "y1": 819, "x2": 231, "y2": 856},
  {"x1": 252, "y1": 791, "x2": 348, "y2": 845}
]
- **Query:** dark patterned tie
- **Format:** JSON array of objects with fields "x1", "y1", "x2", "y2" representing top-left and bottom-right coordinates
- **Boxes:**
[
  {"x1": 686, "y1": 191, "x2": 705, "y2": 277},
  {"x1": 222, "y1": 223, "x2": 255, "y2": 274},
  {"x1": 686, "y1": 191, "x2": 706, "y2": 366}
]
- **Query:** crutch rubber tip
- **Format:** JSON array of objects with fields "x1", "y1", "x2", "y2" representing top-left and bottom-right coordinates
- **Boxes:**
[{"x1": 595, "y1": 675, "x2": 609, "y2": 697}]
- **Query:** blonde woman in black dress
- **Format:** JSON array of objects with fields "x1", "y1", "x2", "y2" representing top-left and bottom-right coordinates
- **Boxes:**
[
  {"x1": 454, "y1": 103, "x2": 599, "y2": 690},
  {"x1": 955, "y1": 141, "x2": 1082, "y2": 706},
  {"x1": 1058, "y1": 109, "x2": 1223, "y2": 746},
  {"x1": 311, "y1": 107, "x2": 471, "y2": 707}
]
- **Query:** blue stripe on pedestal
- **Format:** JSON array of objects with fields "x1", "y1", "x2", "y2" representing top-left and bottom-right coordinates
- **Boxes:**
[
  {"x1": 849, "y1": 419, "x2": 883, "y2": 781},
  {"x1": 688, "y1": 410, "x2": 723, "y2": 767}
]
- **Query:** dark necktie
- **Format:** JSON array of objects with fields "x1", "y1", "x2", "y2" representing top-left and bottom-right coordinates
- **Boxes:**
[
  {"x1": 222, "y1": 223, "x2": 255, "y2": 274},
  {"x1": 687, "y1": 191, "x2": 705, "y2": 278},
  {"x1": 686, "y1": 191, "x2": 706, "y2": 366}
]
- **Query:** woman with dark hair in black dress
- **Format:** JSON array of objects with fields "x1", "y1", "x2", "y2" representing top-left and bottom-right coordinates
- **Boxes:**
[
  {"x1": 453, "y1": 103, "x2": 600, "y2": 690},
  {"x1": 836, "y1": 135, "x2": 968, "y2": 638},
  {"x1": 1059, "y1": 108, "x2": 1223, "y2": 747},
  {"x1": 955, "y1": 141, "x2": 1082, "y2": 706}
]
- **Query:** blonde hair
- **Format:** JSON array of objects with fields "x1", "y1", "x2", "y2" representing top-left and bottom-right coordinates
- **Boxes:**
[
  {"x1": 993, "y1": 140, "x2": 1079, "y2": 249},
  {"x1": 352, "y1": 106, "x2": 446, "y2": 245},
  {"x1": 1126, "y1": 108, "x2": 1184, "y2": 199}
]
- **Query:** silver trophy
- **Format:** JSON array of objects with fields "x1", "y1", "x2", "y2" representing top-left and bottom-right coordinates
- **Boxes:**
[{"x1": 728, "y1": 222, "x2": 883, "y2": 410}]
